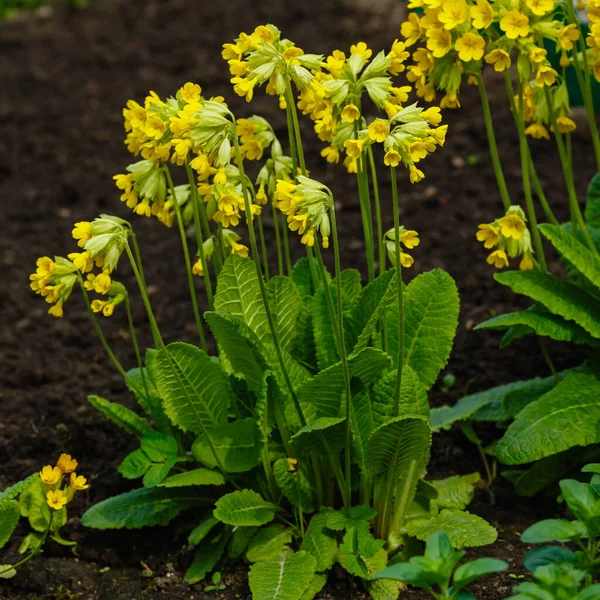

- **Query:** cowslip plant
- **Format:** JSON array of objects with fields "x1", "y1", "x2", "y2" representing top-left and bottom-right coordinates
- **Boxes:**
[
  {"x1": 26, "y1": 22, "x2": 498, "y2": 600},
  {"x1": 373, "y1": 530, "x2": 508, "y2": 600},
  {"x1": 0, "y1": 454, "x2": 89, "y2": 579}
]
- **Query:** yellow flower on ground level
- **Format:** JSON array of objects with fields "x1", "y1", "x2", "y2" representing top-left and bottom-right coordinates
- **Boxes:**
[
  {"x1": 47, "y1": 489, "x2": 68, "y2": 511},
  {"x1": 344, "y1": 138, "x2": 366, "y2": 158},
  {"x1": 525, "y1": 0, "x2": 554, "y2": 16},
  {"x1": 454, "y1": 33, "x2": 486, "y2": 62},
  {"x1": 525, "y1": 122, "x2": 550, "y2": 139},
  {"x1": 438, "y1": 0, "x2": 468, "y2": 30},
  {"x1": 520, "y1": 255, "x2": 534, "y2": 270},
  {"x1": 498, "y1": 214, "x2": 527, "y2": 240},
  {"x1": 401, "y1": 13, "x2": 422, "y2": 46},
  {"x1": 57, "y1": 453, "x2": 78, "y2": 473},
  {"x1": 535, "y1": 65, "x2": 558, "y2": 87},
  {"x1": 471, "y1": 0, "x2": 494, "y2": 29},
  {"x1": 384, "y1": 150, "x2": 401, "y2": 167},
  {"x1": 179, "y1": 82, "x2": 202, "y2": 103},
  {"x1": 500, "y1": 10, "x2": 530, "y2": 40},
  {"x1": 485, "y1": 49, "x2": 511, "y2": 72},
  {"x1": 70, "y1": 473, "x2": 89, "y2": 491},
  {"x1": 368, "y1": 120, "x2": 390, "y2": 143},
  {"x1": 401, "y1": 230, "x2": 420, "y2": 249},
  {"x1": 341, "y1": 104, "x2": 361, "y2": 123},
  {"x1": 40, "y1": 465, "x2": 62, "y2": 485},
  {"x1": 487, "y1": 249, "x2": 509, "y2": 268},
  {"x1": 476, "y1": 224, "x2": 499, "y2": 249}
]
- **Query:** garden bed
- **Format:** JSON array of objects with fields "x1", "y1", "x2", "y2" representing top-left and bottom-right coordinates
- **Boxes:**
[{"x1": 0, "y1": 0, "x2": 596, "y2": 597}]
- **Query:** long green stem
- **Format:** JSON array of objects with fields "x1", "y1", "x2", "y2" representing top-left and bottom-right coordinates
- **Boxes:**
[
  {"x1": 164, "y1": 167, "x2": 208, "y2": 351},
  {"x1": 233, "y1": 135, "x2": 307, "y2": 428},
  {"x1": 124, "y1": 242, "x2": 233, "y2": 482},
  {"x1": 390, "y1": 167, "x2": 405, "y2": 416},
  {"x1": 185, "y1": 160, "x2": 214, "y2": 310},
  {"x1": 125, "y1": 294, "x2": 149, "y2": 402},
  {"x1": 257, "y1": 214, "x2": 270, "y2": 280},
  {"x1": 368, "y1": 145, "x2": 385, "y2": 274},
  {"x1": 331, "y1": 210, "x2": 353, "y2": 510},
  {"x1": 477, "y1": 75, "x2": 511, "y2": 210},
  {"x1": 272, "y1": 203, "x2": 284, "y2": 276},
  {"x1": 286, "y1": 83, "x2": 307, "y2": 175}
]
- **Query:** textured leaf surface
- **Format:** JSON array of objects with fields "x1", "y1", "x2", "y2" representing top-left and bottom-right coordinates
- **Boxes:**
[
  {"x1": 19, "y1": 477, "x2": 50, "y2": 532},
  {"x1": 81, "y1": 487, "x2": 205, "y2": 529},
  {"x1": 0, "y1": 500, "x2": 20, "y2": 550},
  {"x1": 188, "y1": 512, "x2": 219, "y2": 546},
  {"x1": 494, "y1": 270, "x2": 600, "y2": 338},
  {"x1": 300, "y1": 574, "x2": 328, "y2": 600},
  {"x1": 185, "y1": 530, "x2": 227, "y2": 584},
  {"x1": 249, "y1": 551, "x2": 316, "y2": 600},
  {"x1": 0, "y1": 473, "x2": 38, "y2": 502},
  {"x1": 215, "y1": 254, "x2": 271, "y2": 342},
  {"x1": 267, "y1": 276, "x2": 302, "y2": 352},
  {"x1": 497, "y1": 372, "x2": 600, "y2": 465},
  {"x1": 192, "y1": 418, "x2": 260, "y2": 473},
  {"x1": 312, "y1": 282, "x2": 341, "y2": 370},
  {"x1": 292, "y1": 257, "x2": 313, "y2": 297},
  {"x1": 273, "y1": 458, "x2": 314, "y2": 513},
  {"x1": 431, "y1": 473, "x2": 480, "y2": 510},
  {"x1": 502, "y1": 373, "x2": 567, "y2": 418},
  {"x1": 126, "y1": 363, "x2": 171, "y2": 433},
  {"x1": 586, "y1": 173, "x2": 600, "y2": 229},
  {"x1": 88, "y1": 395, "x2": 152, "y2": 438},
  {"x1": 405, "y1": 510, "x2": 497, "y2": 548},
  {"x1": 213, "y1": 489, "x2": 277, "y2": 526},
  {"x1": 367, "y1": 579, "x2": 401, "y2": 600},
  {"x1": 291, "y1": 417, "x2": 346, "y2": 458},
  {"x1": 300, "y1": 512, "x2": 337, "y2": 572},
  {"x1": 160, "y1": 468, "x2": 226, "y2": 488},
  {"x1": 155, "y1": 342, "x2": 231, "y2": 433},
  {"x1": 388, "y1": 270, "x2": 459, "y2": 389},
  {"x1": 540, "y1": 224, "x2": 600, "y2": 290},
  {"x1": 246, "y1": 524, "x2": 293, "y2": 562}
]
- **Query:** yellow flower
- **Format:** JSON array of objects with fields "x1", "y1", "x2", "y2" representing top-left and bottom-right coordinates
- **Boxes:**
[
  {"x1": 72, "y1": 222, "x2": 92, "y2": 248},
  {"x1": 301, "y1": 228, "x2": 315, "y2": 247},
  {"x1": 57, "y1": 453, "x2": 78, "y2": 474},
  {"x1": 68, "y1": 251, "x2": 94, "y2": 273},
  {"x1": 241, "y1": 140, "x2": 263, "y2": 160},
  {"x1": 230, "y1": 242, "x2": 249, "y2": 257},
  {"x1": 426, "y1": 28, "x2": 453, "y2": 58},
  {"x1": 400, "y1": 252, "x2": 415, "y2": 268},
  {"x1": 283, "y1": 46, "x2": 304, "y2": 62},
  {"x1": 438, "y1": 0, "x2": 468, "y2": 30},
  {"x1": 401, "y1": 13, "x2": 422, "y2": 46},
  {"x1": 192, "y1": 258, "x2": 204, "y2": 277},
  {"x1": 520, "y1": 255, "x2": 535, "y2": 270},
  {"x1": 401, "y1": 230, "x2": 420, "y2": 249},
  {"x1": 409, "y1": 165, "x2": 425, "y2": 183},
  {"x1": 498, "y1": 214, "x2": 527, "y2": 240},
  {"x1": 180, "y1": 82, "x2": 202, "y2": 103},
  {"x1": 103, "y1": 303, "x2": 115, "y2": 318},
  {"x1": 500, "y1": 10, "x2": 530, "y2": 40},
  {"x1": 555, "y1": 115, "x2": 576, "y2": 133},
  {"x1": 350, "y1": 41, "x2": 372, "y2": 61},
  {"x1": 384, "y1": 149, "x2": 401, "y2": 167},
  {"x1": 344, "y1": 138, "x2": 366, "y2": 158},
  {"x1": 525, "y1": 123, "x2": 550, "y2": 139},
  {"x1": 485, "y1": 49, "x2": 511, "y2": 72},
  {"x1": 421, "y1": 106, "x2": 442, "y2": 126},
  {"x1": 341, "y1": 104, "x2": 361, "y2": 123},
  {"x1": 558, "y1": 24, "x2": 580, "y2": 51},
  {"x1": 321, "y1": 146, "x2": 340, "y2": 164},
  {"x1": 40, "y1": 465, "x2": 62, "y2": 485},
  {"x1": 409, "y1": 141, "x2": 428, "y2": 162},
  {"x1": 487, "y1": 249, "x2": 509, "y2": 268},
  {"x1": 454, "y1": 33, "x2": 486, "y2": 62},
  {"x1": 529, "y1": 47, "x2": 547, "y2": 63},
  {"x1": 91, "y1": 299, "x2": 107, "y2": 313},
  {"x1": 535, "y1": 65, "x2": 558, "y2": 87},
  {"x1": 70, "y1": 473, "x2": 89, "y2": 491},
  {"x1": 440, "y1": 93, "x2": 460, "y2": 109},
  {"x1": 367, "y1": 120, "x2": 390, "y2": 143},
  {"x1": 48, "y1": 302, "x2": 64, "y2": 318},
  {"x1": 476, "y1": 224, "x2": 499, "y2": 249},
  {"x1": 525, "y1": 0, "x2": 554, "y2": 17},
  {"x1": 47, "y1": 489, "x2": 68, "y2": 511},
  {"x1": 471, "y1": 0, "x2": 494, "y2": 29}
]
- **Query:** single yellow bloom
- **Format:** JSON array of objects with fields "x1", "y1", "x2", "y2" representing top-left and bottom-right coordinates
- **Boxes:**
[
  {"x1": 350, "y1": 41, "x2": 372, "y2": 61},
  {"x1": 321, "y1": 146, "x2": 340, "y2": 164},
  {"x1": 384, "y1": 149, "x2": 401, "y2": 167},
  {"x1": 520, "y1": 255, "x2": 534, "y2": 270},
  {"x1": 180, "y1": 82, "x2": 201, "y2": 103},
  {"x1": 400, "y1": 252, "x2": 415, "y2": 268},
  {"x1": 529, "y1": 47, "x2": 547, "y2": 63},
  {"x1": 471, "y1": 0, "x2": 494, "y2": 29},
  {"x1": 421, "y1": 106, "x2": 442, "y2": 126},
  {"x1": 48, "y1": 301, "x2": 64, "y2": 319},
  {"x1": 57, "y1": 453, "x2": 78, "y2": 474},
  {"x1": 476, "y1": 224, "x2": 499, "y2": 249},
  {"x1": 401, "y1": 230, "x2": 420, "y2": 249},
  {"x1": 535, "y1": 65, "x2": 558, "y2": 87},
  {"x1": 558, "y1": 24, "x2": 580, "y2": 51},
  {"x1": 500, "y1": 10, "x2": 530, "y2": 40},
  {"x1": 525, "y1": 0, "x2": 554, "y2": 17},
  {"x1": 47, "y1": 489, "x2": 68, "y2": 511},
  {"x1": 192, "y1": 258, "x2": 204, "y2": 277},
  {"x1": 498, "y1": 214, "x2": 527, "y2": 240},
  {"x1": 72, "y1": 222, "x2": 92, "y2": 248},
  {"x1": 487, "y1": 249, "x2": 509, "y2": 269},
  {"x1": 102, "y1": 303, "x2": 115, "y2": 318},
  {"x1": 70, "y1": 473, "x2": 90, "y2": 491},
  {"x1": 341, "y1": 104, "x2": 361, "y2": 123},
  {"x1": 426, "y1": 28, "x2": 453, "y2": 58},
  {"x1": 367, "y1": 120, "x2": 390, "y2": 143},
  {"x1": 283, "y1": 47, "x2": 304, "y2": 62},
  {"x1": 555, "y1": 115, "x2": 576, "y2": 133},
  {"x1": 440, "y1": 93, "x2": 460, "y2": 109},
  {"x1": 230, "y1": 242, "x2": 249, "y2": 257},
  {"x1": 455, "y1": 33, "x2": 486, "y2": 62},
  {"x1": 485, "y1": 49, "x2": 511, "y2": 72},
  {"x1": 344, "y1": 138, "x2": 366, "y2": 159},
  {"x1": 401, "y1": 13, "x2": 422, "y2": 46},
  {"x1": 409, "y1": 165, "x2": 425, "y2": 183},
  {"x1": 241, "y1": 140, "x2": 263, "y2": 160},
  {"x1": 40, "y1": 465, "x2": 62, "y2": 485},
  {"x1": 91, "y1": 299, "x2": 107, "y2": 313},
  {"x1": 301, "y1": 228, "x2": 315, "y2": 247},
  {"x1": 525, "y1": 122, "x2": 550, "y2": 139},
  {"x1": 438, "y1": 0, "x2": 468, "y2": 29}
]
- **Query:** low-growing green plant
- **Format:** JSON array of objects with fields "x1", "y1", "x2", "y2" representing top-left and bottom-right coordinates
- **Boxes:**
[
  {"x1": 373, "y1": 530, "x2": 508, "y2": 599},
  {"x1": 0, "y1": 455, "x2": 88, "y2": 578},
  {"x1": 0, "y1": 0, "x2": 85, "y2": 20}
]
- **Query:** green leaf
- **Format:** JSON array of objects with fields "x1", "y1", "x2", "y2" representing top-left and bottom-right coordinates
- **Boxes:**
[
  {"x1": 497, "y1": 372, "x2": 600, "y2": 465},
  {"x1": 228, "y1": 526, "x2": 259, "y2": 559},
  {"x1": 0, "y1": 473, "x2": 38, "y2": 502},
  {"x1": 312, "y1": 281, "x2": 341, "y2": 370},
  {"x1": 19, "y1": 477, "x2": 51, "y2": 532},
  {"x1": 215, "y1": 254, "x2": 271, "y2": 342},
  {"x1": 291, "y1": 417, "x2": 346, "y2": 458},
  {"x1": 292, "y1": 257, "x2": 313, "y2": 297},
  {"x1": 431, "y1": 473, "x2": 481, "y2": 510},
  {"x1": 118, "y1": 449, "x2": 151, "y2": 480},
  {"x1": 388, "y1": 270, "x2": 459, "y2": 390},
  {"x1": 559, "y1": 479, "x2": 600, "y2": 526},
  {"x1": 0, "y1": 565, "x2": 16, "y2": 579},
  {"x1": 367, "y1": 579, "x2": 401, "y2": 600},
  {"x1": 188, "y1": 512, "x2": 219, "y2": 546},
  {"x1": 405, "y1": 510, "x2": 498, "y2": 548},
  {"x1": 300, "y1": 512, "x2": 338, "y2": 572},
  {"x1": 291, "y1": 296, "x2": 315, "y2": 366},
  {"x1": 273, "y1": 458, "x2": 314, "y2": 513},
  {"x1": 494, "y1": 270, "x2": 600, "y2": 338},
  {"x1": 155, "y1": 342, "x2": 231, "y2": 434},
  {"x1": 453, "y1": 558, "x2": 508, "y2": 591},
  {"x1": 88, "y1": 395, "x2": 152, "y2": 438},
  {"x1": 126, "y1": 364, "x2": 170, "y2": 431},
  {"x1": 539, "y1": 224, "x2": 600, "y2": 290},
  {"x1": 502, "y1": 372, "x2": 570, "y2": 418},
  {"x1": 192, "y1": 418, "x2": 261, "y2": 473},
  {"x1": 523, "y1": 546, "x2": 575, "y2": 571},
  {"x1": 586, "y1": 173, "x2": 600, "y2": 229},
  {"x1": 249, "y1": 551, "x2": 316, "y2": 600},
  {"x1": 160, "y1": 468, "x2": 226, "y2": 488},
  {"x1": 0, "y1": 500, "x2": 20, "y2": 550},
  {"x1": 213, "y1": 489, "x2": 277, "y2": 527},
  {"x1": 185, "y1": 529, "x2": 227, "y2": 584},
  {"x1": 267, "y1": 276, "x2": 302, "y2": 352},
  {"x1": 141, "y1": 431, "x2": 177, "y2": 462},
  {"x1": 520, "y1": 519, "x2": 587, "y2": 543},
  {"x1": 81, "y1": 487, "x2": 206, "y2": 529},
  {"x1": 246, "y1": 524, "x2": 293, "y2": 562},
  {"x1": 300, "y1": 573, "x2": 328, "y2": 600}
]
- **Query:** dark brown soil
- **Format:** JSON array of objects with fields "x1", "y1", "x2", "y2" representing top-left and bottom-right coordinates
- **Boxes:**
[{"x1": 0, "y1": 0, "x2": 595, "y2": 598}]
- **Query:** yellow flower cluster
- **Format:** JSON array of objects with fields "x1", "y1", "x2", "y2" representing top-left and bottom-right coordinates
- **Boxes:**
[
  {"x1": 585, "y1": 0, "x2": 600, "y2": 81},
  {"x1": 400, "y1": 0, "x2": 581, "y2": 115},
  {"x1": 385, "y1": 227, "x2": 421, "y2": 268},
  {"x1": 476, "y1": 206, "x2": 534, "y2": 269},
  {"x1": 29, "y1": 256, "x2": 78, "y2": 318},
  {"x1": 39, "y1": 454, "x2": 89, "y2": 511},
  {"x1": 274, "y1": 176, "x2": 333, "y2": 248}
]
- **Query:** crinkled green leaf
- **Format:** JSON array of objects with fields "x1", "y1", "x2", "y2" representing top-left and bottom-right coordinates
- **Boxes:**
[
  {"x1": 19, "y1": 477, "x2": 50, "y2": 532},
  {"x1": 160, "y1": 468, "x2": 226, "y2": 488},
  {"x1": 0, "y1": 473, "x2": 38, "y2": 502},
  {"x1": 88, "y1": 395, "x2": 152, "y2": 438},
  {"x1": 228, "y1": 525, "x2": 258, "y2": 559},
  {"x1": 213, "y1": 489, "x2": 277, "y2": 527},
  {"x1": 0, "y1": 500, "x2": 20, "y2": 550},
  {"x1": 118, "y1": 449, "x2": 151, "y2": 480},
  {"x1": 521, "y1": 519, "x2": 588, "y2": 543},
  {"x1": 300, "y1": 511, "x2": 338, "y2": 572},
  {"x1": 188, "y1": 512, "x2": 219, "y2": 546},
  {"x1": 586, "y1": 173, "x2": 600, "y2": 229},
  {"x1": 249, "y1": 551, "x2": 316, "y2": 600},
  {"x1": 431, "y1": 473, "x2": 480, "y2": 510},
  {"x1": 273, "y1": 458, "x2": 314, "y2": 513},
  {"x1": 185, "y1": 529, "x2": 227, "y2": 584},
  {"x1": 291, "y1": 417, "x2": 346, "y2": 458},
  {"x1": 300, "y1": 573, "x2": 328, "y2": 600},
  {"x1": 292, "y1": 257, "x2": 313, "y2": 297},
  {"x1": 246, "y1": 524, "x2": 293, "y2": 563},
  {"x1": 367, "y1": 579, "x2": 401, "y2": 600},
  {"x1": 267, "y1": 275, "x2": 302, "y2": 352}
]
